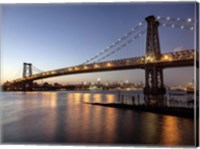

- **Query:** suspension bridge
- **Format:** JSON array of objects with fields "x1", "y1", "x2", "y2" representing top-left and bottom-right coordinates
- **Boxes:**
[{"x1": 4, "y1": 15, "x2": 196, "y2": 99}]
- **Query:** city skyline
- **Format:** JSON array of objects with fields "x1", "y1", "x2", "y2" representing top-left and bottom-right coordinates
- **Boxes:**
[{"x1": 1, "y1": 3, "x2": 195, "y2": 86}]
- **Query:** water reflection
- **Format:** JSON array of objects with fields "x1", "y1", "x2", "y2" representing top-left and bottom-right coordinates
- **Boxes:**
[
  {"x1": 140, "y1": 113, "x2": 160, "y2": 144},
  {"x1": 160, "y1": 116, "x2": 181, "y2": 145},
  {"x1": 78, "y1": 102, "x2": 90, "y2": 142},
  {"x1": 74, "y1": 93, "x2": 81, "y2": 104},
  {"x1": 93, "y1": 94, "x2": 102, "y2": 103},
  {"x1": 2, "y1": 91, "x2": 195, "y2": 146},
  {"x1": 103, "y1": 108, "x2": 117, "y2": 143},
  {"x1": 106, "y1": 94, "x2": 115, "y2": 103},
  {"x1": 43, "y1": 92, "x2": 57, "y2": 108},
  {"x1": 82, "y1": 93, "x2": 91, "y2": 103},
  {"x1": 55, "y1": 93, "x2": 68, "y2": 142}
]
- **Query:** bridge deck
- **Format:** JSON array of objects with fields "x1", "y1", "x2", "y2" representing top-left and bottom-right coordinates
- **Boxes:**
[{"x1": 12, "y1": 50, "x2": 195, "y2": 83}]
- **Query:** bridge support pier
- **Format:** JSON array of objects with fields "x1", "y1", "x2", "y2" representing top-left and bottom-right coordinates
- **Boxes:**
[{"x1": 144, "y1": 15, "x2": 166, "y2": 105}]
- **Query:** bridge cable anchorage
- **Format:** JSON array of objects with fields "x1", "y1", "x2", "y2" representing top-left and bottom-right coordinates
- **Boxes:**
[
  {"x1": 156, "y1": 16, "x2": 194, "y2": 31},
  {"x1": 82, "y1": 20, "x2": 146, "y2": 64},
  {"x1": 95, "y1": 29, "x2": 146, "y2": 62}
]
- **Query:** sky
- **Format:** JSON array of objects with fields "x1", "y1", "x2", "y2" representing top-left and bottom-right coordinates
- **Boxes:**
[{"x1": 1, "y1": 2, "x2": 196, "y2": 86}]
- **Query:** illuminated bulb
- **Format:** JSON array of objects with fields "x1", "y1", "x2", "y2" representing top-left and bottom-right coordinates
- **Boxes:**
[
  {"x1": 181, "y1": 25, "x2": 184, "y2": 29},
  {"x1": 118, "y1": 38, "x2": 121, "y2": 41},
  {"x1": 166, "y1": 17, "x2": 170, "y2": 20},
  {"x1": 171, "y1": 24, "x2": 175, "y2": 28},
  {"x1": 124, "y1": 33, "x2": 128, "y2": 36},
  {"x1": 131, "y1": 28, "x2": 135, "y2": 31},
  {"x1": 157, "y1": 16, "x2": 160, "y2": 19},
  {"x1": 177, "y1": 18, "x2": 180, "y2": 21},
  {"x1": 139, "y1": 22, "x2": 142, "y2": 26},
  {"x1": 162, "y1": 23, "x2": 166, "y2": 26},
  {"x1": 190, "y1": 27, "x2": 194, "y2": 30},
  {"x1": 187, "y1": 18, "x2": 192, "y2": 22}
]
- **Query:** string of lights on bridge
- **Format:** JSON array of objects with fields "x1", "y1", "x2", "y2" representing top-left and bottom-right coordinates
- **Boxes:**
[
  {"x1": 156, "y1": 16, "x2": 194, "y2": 30},
  {"x1": 82, "y1": 20, "x2": 147, "y2": 64},
  {"x1": 157, "y1": 16, "x2": 194, "y2": 24},
  {"x1": 83, "y1": 16, "x2": 194, "y2": 65},
  {"x1": 96, "y1": 29, "x2": 146, "y2": 63}
]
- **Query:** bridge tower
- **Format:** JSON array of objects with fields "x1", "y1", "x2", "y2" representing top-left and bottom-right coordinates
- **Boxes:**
[
  {"x1": 23, "y1": 63, "x2": 32, "y2": 78},
  {"x1": 144, "y1": 15, "x2": 166, "y2": 104},
  {"x1": 22, "y1": 62, "x2": 33, "y2": 91}
]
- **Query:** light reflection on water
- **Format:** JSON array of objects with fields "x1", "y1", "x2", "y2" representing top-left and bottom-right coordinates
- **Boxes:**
[
  {"x1": 2, "y1": 91, "x2": 194, "y2": 146},
  {"x1": 160, "y1": 116, "x2": 181, "y2": 145}
]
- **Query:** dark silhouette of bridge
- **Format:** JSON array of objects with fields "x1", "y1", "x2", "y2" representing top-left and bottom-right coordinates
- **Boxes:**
[{"x1": 5, "y1": 15, "x2": 196, "y2": 101}]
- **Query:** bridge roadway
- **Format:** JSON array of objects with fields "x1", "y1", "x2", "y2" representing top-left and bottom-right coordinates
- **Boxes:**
[{"x1": 13, "y1": 50, "x2": 195, "y2": 83}]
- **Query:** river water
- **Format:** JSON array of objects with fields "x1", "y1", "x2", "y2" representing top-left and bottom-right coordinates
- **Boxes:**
[{"x1": 1, "y1": 91, "x2": 195, "y2": 146}]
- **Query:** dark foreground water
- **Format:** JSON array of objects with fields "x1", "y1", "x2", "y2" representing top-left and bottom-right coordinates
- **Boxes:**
[{"x1": 1, "y1": 91, "x2": 195, "y2": 146}]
